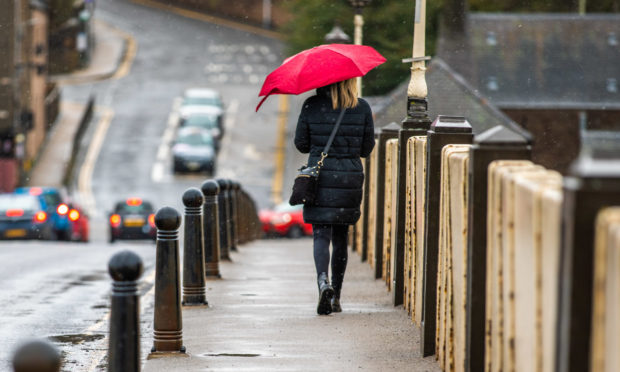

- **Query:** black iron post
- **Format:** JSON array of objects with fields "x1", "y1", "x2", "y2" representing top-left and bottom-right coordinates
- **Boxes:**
[
  {"x1": 149, "y1": 207, "x2": 186, "y2": 357},
  {"x1": 216, "y1": 179, "x2": 231, "y2": 261},
  {"x1": 225, "y1": 179, "x2": 235, "y2": 253},
  {"x1": 230, "y1": 180, "x2": 240, "y2": 251},
  {"x1": 464, "y1": 125, "x2": 531, "y2": 372},
  {"x1": 12, "y1": 340, "x2": 61, "y2": 372},
  {"x1": 372, "y1": 122, "x2": 400, "y2": 279},
  {"x1": 108, "y1": 250, "x2": 143, "y2": 372},
  {"x1": 421, "y1": 116, "x2": 473, "y2": 357},
  {"x1": 556, "y1": 140, "x2": 620, "y2": 372},
  {"x1": 391, "y1": 98, "x2": 432, "y2": 306},
  {"x1": 182, "y1": 188, "x2": 207, "y2": 306},
  {"x1": 201, "y1": 179, "x2": 221, "y2": 278}
]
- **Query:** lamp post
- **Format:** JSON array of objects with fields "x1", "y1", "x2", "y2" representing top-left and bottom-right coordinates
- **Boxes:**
[{"x1": 348, "y1": 0, "x2": 371, "y2": 96}]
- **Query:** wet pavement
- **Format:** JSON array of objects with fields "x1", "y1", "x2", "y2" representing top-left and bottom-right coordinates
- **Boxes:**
[{"x1": 143, "y1": 238, "x2": 440, "y2": 372}]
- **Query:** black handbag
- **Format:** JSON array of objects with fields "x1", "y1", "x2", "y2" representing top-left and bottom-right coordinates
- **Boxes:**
[{"x1": 289, "y1": 108, "x2": 346, "y2": 206}]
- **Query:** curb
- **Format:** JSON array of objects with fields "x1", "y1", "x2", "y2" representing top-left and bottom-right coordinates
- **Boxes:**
[{"x1": 50, "y1": 20, "x2": 135, "y2": 85}]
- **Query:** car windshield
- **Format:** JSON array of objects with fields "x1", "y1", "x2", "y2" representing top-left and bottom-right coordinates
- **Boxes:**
[
  {"x1": 176, "y1": 132, "x2": 214, "y2": 146},
  {"x1": 274, "y1": 203, "x2": 302, "y2": 213},
  {"x1": 115, "y1": 202, "x2": 153, "y2": 214},
  {"x1": 0, "y1": 194, "x2": 40, "y2": 212},
  {"x1": 184, "y1": 115, "x2": 217, "y2": 128},
  {"x1": 183, "y1": 96, "x2": 220, "y2": 107}
]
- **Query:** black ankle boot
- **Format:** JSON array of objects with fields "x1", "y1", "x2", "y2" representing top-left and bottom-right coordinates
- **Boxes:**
[
  {"x1": 316, "y1": 272, "x2": 334, "y2": 315},
  {"x1": 331, "y1": 297, "x2": 342, "y2": 313}
]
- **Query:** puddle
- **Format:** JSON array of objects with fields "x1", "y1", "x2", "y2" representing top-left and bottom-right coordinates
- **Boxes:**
[
  {"x1": 204, "y1": 353, "x2": 261, "y2": 357},
  {"x1": 91, "y1": 304, "x2": 109, "y2": 309},
  {"x1": 79, "y1": 274, "x2": 106, "y2": 282},
  {"x1": 48, "y1": 334, "x2": 105, "y2": 345},
  {"x1": 240, "y1": 294, "x2": 257, "y2": 297}
]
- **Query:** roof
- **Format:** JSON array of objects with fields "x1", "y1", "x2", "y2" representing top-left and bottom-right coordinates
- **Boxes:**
[
  {"x1": 439, "y1": 13, "x2": 620, "y2": 110},
  {"x1": 372, "y1": 57, "x2": 524, "y2": 136}
]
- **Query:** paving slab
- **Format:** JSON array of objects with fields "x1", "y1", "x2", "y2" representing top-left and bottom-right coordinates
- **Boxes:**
[{"x1": 142, "y1": 238, "x2": 440, "y2": 371}]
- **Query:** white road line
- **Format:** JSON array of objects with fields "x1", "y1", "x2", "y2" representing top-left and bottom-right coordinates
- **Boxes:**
[
  {"x1": 78, "y1": 107, "x2": 114, "y2": 218},
  {"x1": 84, "y1": 268, "x2": 156, "y2": 372},
  {"x1": 151, "y1": 98, "x2": 182, "y2": 183},
  {"x1": 217, "y1": 98, "x2": 239, "y2": 165}
]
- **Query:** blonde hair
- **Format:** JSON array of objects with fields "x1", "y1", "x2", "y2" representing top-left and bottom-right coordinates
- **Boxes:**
[{"x1": 330, "y1": 79, "x2": 358, "y2": 110}]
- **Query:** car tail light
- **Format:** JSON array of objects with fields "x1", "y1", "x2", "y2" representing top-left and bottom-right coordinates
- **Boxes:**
[
  {"x1": 29, "y1": 187, "x2": 42, "y2": 196},
  {"x1": 6, "y1": 209, "x2": 24, "y2": 217},
  {"x1": 126, "y1": 197, "x2": 142, "y2": 206},
  {"x1": 68, "y1": 209, "x2": 80, "y2": 222},
  {"x1": 110, "y1": 214, "x2": 121, "y2": 227},
  {"x1": 57, "y1": 203, "x2": 69, "y2": 215},
  {"x1": 34, "y1": 211, "x2": 47, "y2": 223},
  {"x1": 148, "y1": 213, "x2": 156, "y2": 228}
]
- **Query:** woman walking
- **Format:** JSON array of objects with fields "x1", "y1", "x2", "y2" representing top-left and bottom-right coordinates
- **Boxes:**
[{"x1": 294, "y1": 78, "x2": 375, "y2": 315}]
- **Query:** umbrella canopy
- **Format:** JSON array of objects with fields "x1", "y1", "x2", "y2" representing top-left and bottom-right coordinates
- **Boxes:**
[{"x1": 256, "y1": 44, "x2": 386, "y2": 111}]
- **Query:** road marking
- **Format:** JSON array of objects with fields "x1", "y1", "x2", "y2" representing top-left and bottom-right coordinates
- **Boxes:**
[
  {"x1": 271, "y1": 95, "x2": 289, "y2": 205},
  {"x1": 78, "y1": 107, "x2": 114, "y2": 217},
  {"x1": 84, "y1": 268, "x2": 156, "y2": 372},
  {"x1": 151, "y1": 98, "x2": 181, "y2": 183},
  {"x1": 217, "y1": 98, "x2": 239, "y2": 168},
  {"x1": 131, "y1": 0, "x2": 283, "y2": 40},
  {"x1": 112, "y1": 30, "x2": 138, "y2": 80}
]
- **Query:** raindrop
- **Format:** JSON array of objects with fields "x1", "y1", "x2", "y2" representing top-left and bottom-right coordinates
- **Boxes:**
[
  {"x1": 486, "y1": 31, "x2": 497, "y2": 46},
  {"x1": 608, "y1": 32, "x2": 618, "y2": 46},
  {"x1": 606, "y1": 78, "x2": 618, "y2": 93},
  {"x1": 487, "y1": 76, "x2": 499, "y2": 91}
]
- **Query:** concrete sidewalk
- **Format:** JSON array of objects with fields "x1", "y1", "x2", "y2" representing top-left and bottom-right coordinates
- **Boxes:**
[{"x1": 143, "y1": 239, "x2": 440, "y2": 371}]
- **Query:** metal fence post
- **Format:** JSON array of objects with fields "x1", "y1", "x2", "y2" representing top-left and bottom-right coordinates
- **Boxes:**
[
  {"x1": 12, "y1": 340, "x2": 61, "y2": 372},
  {"x1": 182, "y1": 188, "x2": 207, "y2": 306},
  {"x1": 149, "y1": 207, "x2": 186, "y2": 358},
  {"x1": 392, "y1": 97, "x2": 432, "y2": 306},
  {"x1": 464, "y1": 125, "x2": 531, "y2": 372},
  {"x1": 216, "y1": 179, "x2": 231, "y2": 260},
  {"x1": 373, "y1": 122, "x2": 400, "y2": 279},
  {"x1": 108, "y1": 250, "x2": 143, "y2": 372},
  {"x1": 421, "y1": 116, "x2": 473, "y2": 357},
  {"x1": 556, "y1": 137, "x2": 620, "y2": 372},
  {"x1": 201, "y1": 180, "x2": 221, "y2": 278}
]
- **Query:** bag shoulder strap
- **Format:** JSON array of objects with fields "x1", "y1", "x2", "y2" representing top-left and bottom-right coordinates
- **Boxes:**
[{"x1": 322, "y1": 108, "x2": 346, "y2": 155}]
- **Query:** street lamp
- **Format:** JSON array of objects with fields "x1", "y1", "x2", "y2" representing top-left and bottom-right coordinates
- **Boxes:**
[{"x1": 348, "y1": 0, "x2": 371, "y2": 96}]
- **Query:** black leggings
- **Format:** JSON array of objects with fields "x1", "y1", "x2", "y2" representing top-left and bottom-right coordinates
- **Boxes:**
[{"x1": 312, "y1": 224, "x2": 348, "y2": 297}]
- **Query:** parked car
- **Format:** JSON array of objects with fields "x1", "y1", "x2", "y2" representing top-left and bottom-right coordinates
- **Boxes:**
[
  {"x1": 180, "y1": 88, "x2": 224, "y2": 133},
  {"x1": 13, "y1": 187, "x2": 72, "y2": 240},
  {"x1": 0, "y1": 193, "x2": 56, "y2": 240},
  {"x1": 172, "y1": 127, "x2": 217, "y2": 175},
  {"x1": 259, "y1": 203, "x2": 312, "y2": 238},
  {"x1": 108, "y1": 197, "x2": 156, "y2": 243},
  {"x1": 68, "y1": 203, "x2": 89, "y2": 242},
  {"x1": 179, "y1": 105, "x2": 224, "y2": 139}
]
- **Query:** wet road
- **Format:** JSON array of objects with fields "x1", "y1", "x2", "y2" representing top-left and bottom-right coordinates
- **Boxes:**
[{"x1": 1, "y1": 0, "x2": 283, "y2": 369}]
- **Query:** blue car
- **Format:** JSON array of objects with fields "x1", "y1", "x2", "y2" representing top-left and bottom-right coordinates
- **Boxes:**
[
  {"x1": 14, "y1": 187, "x2": 72, "y2": 240},
  {"x1": 0, "y1": 193, "x2": 56, "y2": 240}
]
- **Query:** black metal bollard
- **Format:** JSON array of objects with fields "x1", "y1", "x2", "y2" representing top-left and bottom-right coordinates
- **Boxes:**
[
  {"x1": 12, "y1": 340, "x2": 60, "y2": 372},
  {"x1": 216, "y1": 179, "x2": 231, "y2": 260},
  {"x1": 201, "y1": 180, "x2": 221, "y2": 278},
  {"x1": 149, "y1": 207, "x2": 186, "y2": 358},
  {"x1": 182, "y1": 188, "x2": 207, "y2": 306},
  {"x1": 229, "y1": 180, "x2": 240, "y2": 251},
  {"x1": 238, "y1": 190, "x2": 249, "y2": 244},
  {"x1": 372, "y1": 123, "x2": 400, "y2": 279},
  {"x1": 108, "y1": 250, "x2": 143, "y2": 372},
  {"x1": 392, "y1": 98, "x2": 432, "y2": 306},
  {"x1": 420, "y1": 116, "x2": 473, "y2": 357}
]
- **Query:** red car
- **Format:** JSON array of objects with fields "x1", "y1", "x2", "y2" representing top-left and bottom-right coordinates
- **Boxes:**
[
  {"x1": 67, "y1": 203, "x2": 89, "y2": 242},
  {"x1": 259, "y1": 203, "x2": 312, "y2": 238}
]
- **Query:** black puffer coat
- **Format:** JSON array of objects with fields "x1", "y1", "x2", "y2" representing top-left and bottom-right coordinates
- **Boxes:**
[{"x1": 294, "y1": 88, "x2": 375, "y2": 225}]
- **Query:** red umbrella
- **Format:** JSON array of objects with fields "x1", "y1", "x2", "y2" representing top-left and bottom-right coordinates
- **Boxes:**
[{"x1": 256, "y1": 44, "x2": 386, "y2": 111}]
